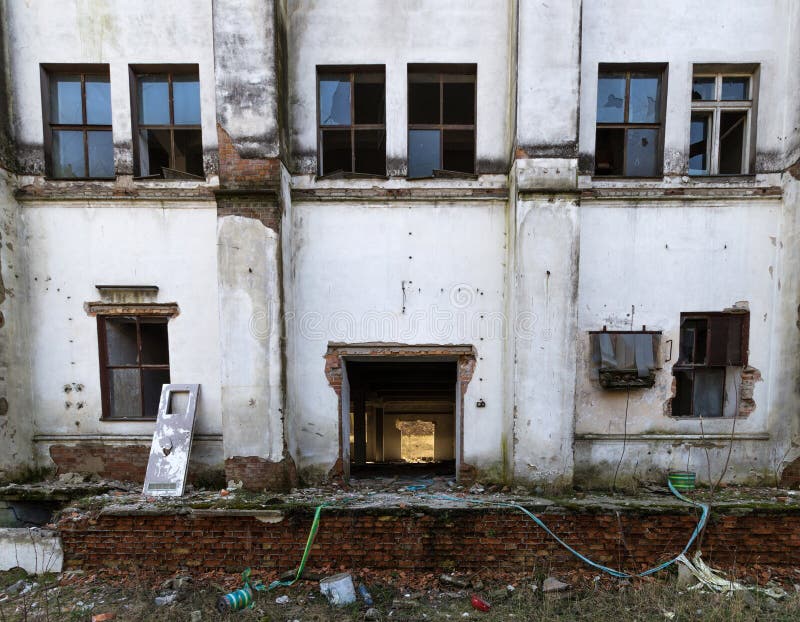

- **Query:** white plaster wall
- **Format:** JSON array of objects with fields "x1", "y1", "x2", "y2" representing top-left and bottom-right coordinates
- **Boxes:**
[
  {"x1": 575, "y1": 199, "x2": 781, "y2": 483},
  {"x1": 20, "y1": 204, "x2": 222, "y2": 443},
  {"x1": 288, "y1": 0, "x2": 513, "y2": 174},
  {"x1": 579, "y1": 0, "x2": 793, "y2": 174},
  {"x1": 285, "y1": 201, "x2": 508, "y2": 478},
  {"x1": 6, "y1": 0, "x2": 217, "y2": 164}
]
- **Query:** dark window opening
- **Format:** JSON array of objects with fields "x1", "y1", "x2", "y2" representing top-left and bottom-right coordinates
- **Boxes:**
[
  {"x1": 672, "y1": 311, "x2": 748, "y2": 417},
  {"x1": 318, "y1": 68, "x2": 385, "y2": 176},
  {"x1": 718, "y1": 110, "x2": 746, "y2": 174},
  {"x1": 43, "y1": 67, "x2": 113, "y2": 179},
  {"x1": 132, "y1": 68, "x2": 203, "y2": 179},
  {"x1": 407, "y1": 66, "x2": 476, "y2": 178},
  {"x1": 347, "y1": 361, "x2": 456, "y2": 478},
  {"x1": 98, "y1": 316, "x2": 170, "y2": 420},
  {"x1": 594, "y1": 67, "x2": 664, "y2": 177}
]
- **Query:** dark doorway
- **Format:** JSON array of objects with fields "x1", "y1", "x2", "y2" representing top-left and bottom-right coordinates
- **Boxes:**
[{"x1": 345, "y1": 360, "x2": 457, "y2": 477}]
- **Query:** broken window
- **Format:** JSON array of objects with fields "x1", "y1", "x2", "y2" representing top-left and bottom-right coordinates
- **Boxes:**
[
  {"x1": 408, "y1": 65, "x2": 476, "y2": 178},
  {"x1": 132, "y1": 67, "x2": 203, "y2": 179},
  {"x1": 42, "y1": 66, "x2": 114, "y2": 179},
  {"x1": 594, "y1": 66, "x2": 665, "y2": 177},
  {"x1": 690, "y1": 70, "x2": 756, "y2": 175},
  {"x1": 318, "y1": 67, "x2": 386, "y2": 177},
  {"x1": 589, "y1": 331, "x2": 661, "y2": 388},
  {"x1": 98, "y1": 316, "x2": 170, "y2": 419},
  {"x1": 672, "y1": 311, "x2": 749, "y2": 417}
]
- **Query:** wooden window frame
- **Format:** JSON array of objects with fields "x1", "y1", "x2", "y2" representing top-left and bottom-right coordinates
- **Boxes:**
[
  {"x1": 316, "y1": 65, "x2": 386, "y2": 177},
  {"x1": 40, "y1": 65, "x2": 113, "y2": 180},
  {"x1": 672, "y1": 311, "x2": 749, "y2": 418},
  {"x1": 690, "y1": 69, "x2": 757, "y2": 176},
  {"x1": 407, "y1": 64, "x2": 477, "y2": 178},
  {"x1": 594, "y1": 64, "x2": 667, "y2": 178},
  {"x1": 130, "y1": 65, "x2": 202, "y2": 179},
  {"x1": 97, "y1": 315, "x2": 170, "y2": 421}
]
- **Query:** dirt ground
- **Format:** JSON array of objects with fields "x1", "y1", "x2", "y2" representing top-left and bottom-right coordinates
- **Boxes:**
[{"x1": 2, "y1": 564, "x2": 800, "y2": 622}]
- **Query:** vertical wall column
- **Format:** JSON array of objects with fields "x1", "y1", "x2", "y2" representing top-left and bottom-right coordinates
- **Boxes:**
[{"x1": 213, "y1": 0, "x2": 295, "y2": 490}]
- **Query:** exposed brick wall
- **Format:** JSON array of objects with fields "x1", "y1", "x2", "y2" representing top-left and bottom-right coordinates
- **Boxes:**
[
  {"x1": 58, "y1": 507, "x2": 800, "y2": 575},
  {"x1": 225, "y1": 456, "x2": 297, "y2": 492},
  {"x1": 50, "y1": 444, "x2": 149, "y2": 482},
  {"x1": 780, "y1": 457, "x2": 800, "y2": 488},
  {"x1": 217, "y1": 125, "x2": 281, "y2": 189},
  {"x1": 216, "y1": 196, "x2": 281, "y2": 233}
]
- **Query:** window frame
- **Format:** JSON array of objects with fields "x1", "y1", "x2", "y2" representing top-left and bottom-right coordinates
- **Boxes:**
[
  {"x1": 689, "y1": 69, "x2": 757, "y2": 176},
  {"x1": 671, "y1": 311, "x2": 750, "y2": 418},
  {"x1": 130, "y1": 64, "x2": 203, "y2": 179},
  {"x1": 316, "y1": 65, "x2": 386, "y2": 178},
  {"x1": 407, "y1": 64, "x2": 477, "y2": 178},
  {"x1": 40, "y1": 64, "x2": 114, "y2": 180},
  {"x1": 97, "y1": 314, "x2": 171, "y2": 421},
  {"x1": 594, "y1": 64, "x2": 667, "y2": 178}
]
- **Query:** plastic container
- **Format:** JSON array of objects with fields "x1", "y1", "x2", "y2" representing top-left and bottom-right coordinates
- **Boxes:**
[
  {"x1": 217, "y1": 586, "x2": 253, "y2": 612},
  {"x1": 320, "y1": 573, "x2": 357, "y2": 606},
  {"x1": 668, "y1": 471, "x2": 696, "y2": 492}
]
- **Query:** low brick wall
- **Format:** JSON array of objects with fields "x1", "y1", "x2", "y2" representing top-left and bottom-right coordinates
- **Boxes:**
[{"x1": 57, "y1": 506, "x2": 800, "y2": 575}]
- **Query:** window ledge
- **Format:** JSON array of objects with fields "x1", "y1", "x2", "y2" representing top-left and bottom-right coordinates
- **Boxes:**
[{"x1": 100, "y1": 418, "x2": 157, "y2": 423}]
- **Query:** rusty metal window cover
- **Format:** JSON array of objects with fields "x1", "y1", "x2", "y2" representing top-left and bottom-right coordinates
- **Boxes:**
[
  {"x1": 589, "y1": 330, "x2": 661, "y2": 389},
  {"x1": 97, "y1": 315, "x2": 171, "y2": 420},
  {"x1": 407, "y1": 64, "x2": 477, "y2": 178},
  {"x1": 672, "y1": 311, "x2": 749, "y2": 418},
  {"x1": 131, "y1": 65, "x2": 203, "y2": 179},
  {"x1": 317, "y1": 66, "x2": 386, "y2": 177},
  {"x1": 594, "y1": 64, "x2": 666, "y2": 177},
  {"x1": 690, "y1": 67, "x2": 757, "y2": 176},
  {"x1": 41, "y1": 65, "x2": 114, "y2": 179}
]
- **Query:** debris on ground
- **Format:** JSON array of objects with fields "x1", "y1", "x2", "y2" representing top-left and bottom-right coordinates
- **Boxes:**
[{"x1": 542, "y1": 576, "x2": 570, "y2": 593}]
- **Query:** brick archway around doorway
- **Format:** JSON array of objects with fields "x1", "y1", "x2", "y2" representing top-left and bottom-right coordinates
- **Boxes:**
[{"x1": 324, "y1": 343, "x2": 477, "y2": 482}]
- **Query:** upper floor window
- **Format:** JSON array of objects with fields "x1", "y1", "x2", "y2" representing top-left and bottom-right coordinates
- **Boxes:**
[
  {"x1": 690, "y1": 68, "x2": 757, "y2": 175},
  {"x1": 595, "y1": 65, "x2": 665, "y2": 177},
  {"x1": 408, "y1": 64, "x2": 476, "y2": 178},
  {"x1": 318, "y1": 67, "x2": 386, "y2": 177},
  {"x1": 132, "y1": 66, "x2": 203, "y2": 179},
  {"x1": 42, "y1": 66, "x2": 113, "y2": 179}
]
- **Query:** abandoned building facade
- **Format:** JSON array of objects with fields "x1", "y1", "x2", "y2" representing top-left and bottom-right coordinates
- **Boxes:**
[{"x1": 0, "y1": 0, "x2": 799, "y2": 491}]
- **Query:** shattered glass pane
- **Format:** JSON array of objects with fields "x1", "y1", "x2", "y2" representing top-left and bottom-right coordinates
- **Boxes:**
[
  {"x1": 408, "y1": 129, "x2": 440, "y2": 178},
  {"x1": 629, "y1": 75, "x2": 660, "y2": 123},
  {"x1": 52, "y1": 130, "x2": 86, "y2": 178},
  {"x1": 692, "y1": 77, "x2": 715, "y2": 101},
  {"x1": 625, "y1": 128, "x2": 659, "y2": 176},
  {"x1": 87, "y1": 130, "x2": 114, "y2": 178},
  {"x1": 689, "y1": 113, "x2": 710, "y2": 175},
  {"x1": 319, "y1": 76, "x2": 351, "y2": 126},
  {"x1": 596, "y1": 74, "x2": 625, "y2": 123},
  {"x1": 139, "y1": 128, "x2": 171, "y2": 177},
  {"x1": 50, "y1": 75, "x2": 83, "y2": 124},
  {"x1": 85, "y1": 76, "x2": 112, "y2": 125}
]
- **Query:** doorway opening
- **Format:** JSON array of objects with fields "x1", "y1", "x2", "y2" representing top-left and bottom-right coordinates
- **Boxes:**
[{"x1": 346, "y1": 360, "x2": 457, "y2": 478}]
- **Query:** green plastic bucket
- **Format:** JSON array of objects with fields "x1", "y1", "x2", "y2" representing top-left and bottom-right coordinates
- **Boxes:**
[{"x1": 668, "y1": 471, "x2": 696, "y2": 492}]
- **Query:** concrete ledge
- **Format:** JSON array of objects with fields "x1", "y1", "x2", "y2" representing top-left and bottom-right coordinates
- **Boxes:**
[
  {"x1": 0, "y1": 528, "x2": 63, "y2": 574},
  {"x1": 515, "y1": 158, "x2": 578, "y2": 192}
]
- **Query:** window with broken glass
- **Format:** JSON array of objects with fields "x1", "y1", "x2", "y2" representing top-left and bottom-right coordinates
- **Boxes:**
[
  {"x1": 590, "y1": 331, "x2": 661, "y2": 389},
  {"x1": 43, "y1": 68, "x2": 114, "y2": 179},
  {"x1": 672, "y1": 312, "x2": 749, "y2": 417},
  {"x1": 132, "y1": 68, "x2": 203, "y2": 179},
  {"x1": 689, "y1": 71, "x2": 755, "y2": 175},
  {"x1": 407, "y1": 65, "x2": 476, "y2": 178},
  {"x1": 317, "y1": 67, "x2": 386, "y2": 177},
  {"x1": 98, "y1": 316, "x2": 170, "y2": 420},
  {"x1": 595, "y1": 66, "x2": 665, "y2": 177}
]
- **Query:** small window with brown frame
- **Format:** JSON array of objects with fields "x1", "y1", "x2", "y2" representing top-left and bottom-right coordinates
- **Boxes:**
[
  {"x1": 41, "y1": 65, "x2": 114, "y2": 179},
  {"x1": 98, "y1": 315, "x2": 171, "y2": 420},
  {"x1": 131, "y1": 65, "x2": 203, "y2": 179},
  {"x1": 594, "y1": 64, "x2": 666, "y2": 177},
  {"x1": 408, "y1": 64, "x2": 476, "y2": 179},
  {"x1": 689, "y1": 66, "x2": 758, "y2": 176},
  {"x1": 317, "y1": 66, "x2": 386, "y2": 177},
  {"x1": 671, "y1": 311, "x2": 749, "y2": 418}
]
